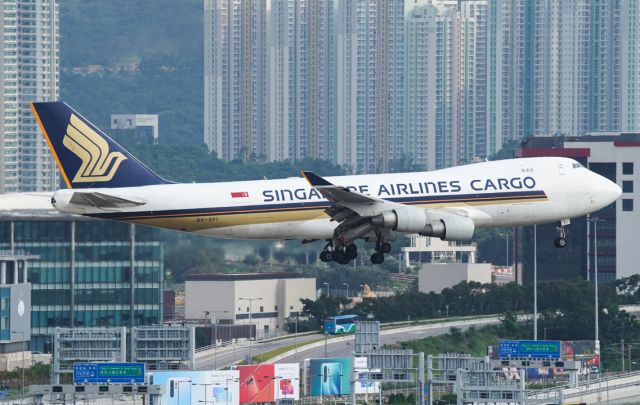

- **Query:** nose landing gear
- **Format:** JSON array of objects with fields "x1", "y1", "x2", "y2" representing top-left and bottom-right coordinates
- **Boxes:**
[{"x1": 554, "y1": 220, "x2": 569, "y2": 248}]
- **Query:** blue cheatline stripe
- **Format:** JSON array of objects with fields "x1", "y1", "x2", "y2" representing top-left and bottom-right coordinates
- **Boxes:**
[{"x1": 87, "y1": 190, "x2": 548, "y2": 221}]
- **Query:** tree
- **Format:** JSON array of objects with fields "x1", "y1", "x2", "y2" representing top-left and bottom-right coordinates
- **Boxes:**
[{"x1": 300, "y1": 295, "x2": 351, "y2": 323}]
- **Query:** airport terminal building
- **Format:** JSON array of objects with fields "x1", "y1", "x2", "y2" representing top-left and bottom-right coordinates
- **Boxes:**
[
  {"x1": 517, "y1": 133, "x2": 639, "y2": 283},
  {"x1": 0, "y1": 195, "x2": 164, "y2": 351}
]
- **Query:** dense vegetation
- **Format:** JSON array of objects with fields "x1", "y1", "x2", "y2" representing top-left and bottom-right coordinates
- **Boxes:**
[
  {"x1": 297, "y1": 277, "x2": 640, "y2": 371},
  {"x1": 60, "y1": 0, "x2": 204, "y2": 144}
]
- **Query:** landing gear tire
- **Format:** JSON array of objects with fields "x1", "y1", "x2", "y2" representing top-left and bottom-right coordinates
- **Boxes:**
[
  {"x1": 379, "y1": 242, "x2": 392, "y2": 254},
  {"x1": 345, "y1": 244, "x2": 358, "y2": 260},
  {"x1": 332, "y1": 250, "x2": 350, "y2": 265},
  {"x1": 370, "y1": 252, "x2": 385, "y2": 264},
  {"x1": 320, "y1": 251, "x2": 333, "y2": 262},
  {"x1": 554, "y1": 237, "x2": 567, "y2": 248}
]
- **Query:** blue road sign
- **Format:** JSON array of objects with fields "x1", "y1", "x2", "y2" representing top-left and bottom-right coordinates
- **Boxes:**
[
  {"x1": 73, "y1": 363, "x2": 145, "y2": 384},
  {"x1": 499, "y1": 340, "x2": 561, "y2": 359}
]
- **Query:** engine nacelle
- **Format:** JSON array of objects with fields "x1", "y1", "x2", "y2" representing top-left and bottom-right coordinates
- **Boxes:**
[
  {"x1": 421, "y1": 213, "x2": 475, "y2": 241},
  {"x1": 371, "y1": 208, "x2": 475, "y2": 241}
]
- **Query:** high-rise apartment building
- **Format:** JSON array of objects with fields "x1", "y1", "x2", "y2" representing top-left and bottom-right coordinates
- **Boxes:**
[
  {"x1": 333, "y1": 0, "x2": 407, "y2": 173},
  {"x1": 205, "y1": 0, "x2": 637, "y2": 173},
  {"x1": 620, "y1": 0, "x2": 640, "y2": 132},
  {"x1": 289, "y1": 0, "x2": 335, "y2": 162},
  {"x1": 490, "y1": 0, "x2": 623, "y2": 139},
  {"x1": 405, "y1": 1, "x2": 488, "y2": 170},
  {"x1": 404, "y1": 3, "x2": 457, "y2": 170},
  {"x1": 204, "y1": 0, "x2": 268, "y2": 161},
  {"x1": 0, "y1": 0, "x2": 59, "y2": 193}
]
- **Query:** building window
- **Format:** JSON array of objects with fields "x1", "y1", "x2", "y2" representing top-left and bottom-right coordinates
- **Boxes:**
[
  {"x1": 623, "y1": 162, "x2": 634, "y2": 175},
  {"x1": 274, "y1": 306, "x2": 278, "y2": 311},
  {"x1": 260, "y1": 306, "x2": 264, "y2": 312},
  {"x1": 623, "y1": 199, "x2": 634, "y2": 211},
  {"x1": 623, "y1": 181, "x2": 634, "y2": 193}
]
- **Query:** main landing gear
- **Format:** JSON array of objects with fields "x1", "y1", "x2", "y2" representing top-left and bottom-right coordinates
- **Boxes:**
[
  {"x1": 319, "y1": 242, "x2": 358, "y2": 265},
  {"x1": 318, "y1": 235, "x2": 392, "y2": 265},
  {"x1": 370, "y1": 231, "x2": 391, "y2": 264},
  {"x1": 554, "y1": 220, "x2": 569, "y2": 248}
]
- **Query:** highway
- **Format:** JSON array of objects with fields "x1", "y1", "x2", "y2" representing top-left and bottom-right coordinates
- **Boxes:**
[
  {"x1": 195, "y1": 332, "x2": 323, "y2": 370},
  {"x1": 195, "y1": 316, "x2": 500, "y2": 370},
  {"x1": 274, "y1": 317, "x2": 499, "y2": 363}
]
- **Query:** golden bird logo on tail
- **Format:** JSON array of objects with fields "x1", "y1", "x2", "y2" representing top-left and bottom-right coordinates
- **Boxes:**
[{"x1": 63, "y1": 114, "x2": 127, "y2": 183}]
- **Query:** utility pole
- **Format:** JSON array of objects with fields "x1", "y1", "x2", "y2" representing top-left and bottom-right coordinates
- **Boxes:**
[{"x1": 239, "y1": 297, "x2": 262, "y2": 364}]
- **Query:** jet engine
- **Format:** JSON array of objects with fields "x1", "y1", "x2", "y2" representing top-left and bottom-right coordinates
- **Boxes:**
[{"x1": 371, "y1": 207, "x2": 474, "y2": 241}]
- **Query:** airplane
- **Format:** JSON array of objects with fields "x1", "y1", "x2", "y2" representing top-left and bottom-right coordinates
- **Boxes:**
[{"x1": 30, "y1": 101, "x2": 622, "y2": 265}]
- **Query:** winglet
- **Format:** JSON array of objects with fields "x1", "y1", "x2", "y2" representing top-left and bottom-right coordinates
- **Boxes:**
[{"x1": 301, "y1": 171, "x2": 333, "y2": 187}]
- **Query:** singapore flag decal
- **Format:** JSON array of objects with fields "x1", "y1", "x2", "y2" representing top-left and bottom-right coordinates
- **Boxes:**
[{"x1": 231, "y1": 191, "x2": 249, "y2": 198}]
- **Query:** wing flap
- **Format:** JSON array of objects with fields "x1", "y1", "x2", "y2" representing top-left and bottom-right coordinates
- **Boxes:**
[{"x1": 69, "y1": 192, "x2": 146, "y2": 209}]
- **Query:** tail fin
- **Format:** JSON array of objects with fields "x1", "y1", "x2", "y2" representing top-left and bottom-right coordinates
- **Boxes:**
[{"x1": 30, "y1": 101, "x2": 170, "y2": 189}]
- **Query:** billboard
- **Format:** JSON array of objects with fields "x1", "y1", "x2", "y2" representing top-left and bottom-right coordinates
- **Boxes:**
[
  {"x1": 310, "y1": 358, "x2": 352, "y2": 396},
  {"x1": 73, "y1": 363, "x2": 144, "y2": 384},
  {"x1": 563, "y1": 340, "x2": 601, "y2": 373},
  {"x1": 239, "y1": 364, "x2": 276, "y2": 403},
  {"x1": 354, "y1": 369, "x2": 381, "y2": 394},
  {"x1": 499, "y1": 340, "x2": 561, "y2": 359},
  {"x1": 275, "y1": 363, "x2": 300, "y2": 400},
  {"x1": 151, "y1": 370, "x2": 240, "y2": 405}
]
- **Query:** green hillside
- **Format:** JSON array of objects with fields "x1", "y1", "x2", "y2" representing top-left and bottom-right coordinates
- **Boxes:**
[{"x1": 60, "y1": 0, "x2": 203, "y2": 144}]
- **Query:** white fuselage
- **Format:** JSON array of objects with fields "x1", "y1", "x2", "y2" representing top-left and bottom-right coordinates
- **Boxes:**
[{"x1": 51, "y1": 157, "x2": 621, "y2": 241}]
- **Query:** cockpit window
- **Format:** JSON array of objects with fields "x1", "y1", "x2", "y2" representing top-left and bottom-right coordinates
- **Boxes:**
[{"x1": 572, "y1": 162, "x2": 583, "y2": 169}]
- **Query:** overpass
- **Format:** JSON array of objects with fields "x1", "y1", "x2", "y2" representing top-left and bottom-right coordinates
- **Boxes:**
[{"x1": 527, "y1": 371, "x2": 640, "y2": 404}]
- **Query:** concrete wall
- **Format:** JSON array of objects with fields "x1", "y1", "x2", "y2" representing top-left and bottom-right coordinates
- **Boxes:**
[
  {"x1": 418, "y1": 263, "x2": 492, "y2": 293},
  {"x1": 0, "y1": 351, "x2": 32, "y2": 372}
]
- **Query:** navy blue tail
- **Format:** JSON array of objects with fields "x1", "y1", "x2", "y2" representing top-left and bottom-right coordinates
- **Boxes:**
[{"x1": 31, "y1": 101, "x2": 170, "y2": 189}]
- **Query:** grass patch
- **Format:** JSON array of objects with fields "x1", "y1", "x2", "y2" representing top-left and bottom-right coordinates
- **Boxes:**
[
  {"x1": 252, "y1": 338, "x2": 326, "y2": 363},
  {"x1": 388, "y1": 325, "x2": 509, "y2": 357}
]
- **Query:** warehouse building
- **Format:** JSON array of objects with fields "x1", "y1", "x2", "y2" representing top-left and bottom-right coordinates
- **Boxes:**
[{"x1": 184, "y1": 272, "x2": 315, "y2": 336}]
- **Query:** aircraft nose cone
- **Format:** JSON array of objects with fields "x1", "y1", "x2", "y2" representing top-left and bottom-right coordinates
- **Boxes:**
[{"x1": 602, "y1": 178, "x2": 622, "y2": 205}]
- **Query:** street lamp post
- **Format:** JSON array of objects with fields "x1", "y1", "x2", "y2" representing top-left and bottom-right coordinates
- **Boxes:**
[
  {"x1": 210, "y1": 310, "x2": 228, "y2": 369},
  {"x1": 500, "y1": 233, "x2": 510, "y2": 267},
  {"x1": 323, "y1": 282, "x2": 330, "y2": 296},
  {"x1": 588, "y1": 217, "x2": 604, "y2": 343},
  {"x1": 343, "y1": 282, "x2": 349, "y2": 298},
  {"x1": 11, "y1": 331, "x2": 25, "y2": 405},
  {"x1": 534, "y1": 225, "x2": 538, "y2": 340},
  {"x1": 239, "y1": 297, "x2": 262, "y2": 364}
]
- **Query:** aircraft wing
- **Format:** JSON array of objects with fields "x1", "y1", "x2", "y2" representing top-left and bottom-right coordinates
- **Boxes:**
[
  {"x1": 68, "y1": 191, "x2": 146, "y2": 209},
  {"x1": 301, "y1": 171, "x2": 392, "y2": 220},
  {"x1": 301, "y1": 171, "x2": 477, "y2": 245}
]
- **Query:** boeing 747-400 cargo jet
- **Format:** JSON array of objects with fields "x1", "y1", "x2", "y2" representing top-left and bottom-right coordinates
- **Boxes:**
[{"x1": 31, "y1": 101, "x2": 622, "y2": 264}]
